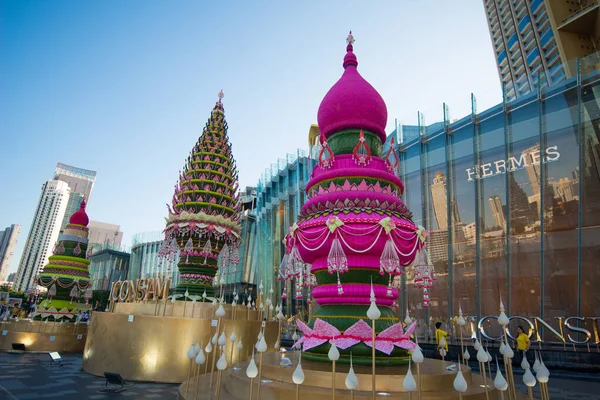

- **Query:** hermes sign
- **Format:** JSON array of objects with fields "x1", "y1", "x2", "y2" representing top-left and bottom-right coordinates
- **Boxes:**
[{"x1": 466, "y1": 145, "x2": 560, "y2": 181}]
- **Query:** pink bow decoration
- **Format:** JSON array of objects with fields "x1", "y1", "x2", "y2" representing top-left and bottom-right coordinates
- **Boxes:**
[{"x1": 295, "y1": 318, "x2": 417, "y2": 354}]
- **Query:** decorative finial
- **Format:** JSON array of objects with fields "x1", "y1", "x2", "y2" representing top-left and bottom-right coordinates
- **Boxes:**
[
  {"x1": 346, "y1": 31, "x2": 355, "y2": 45},
  {"x1": 218, "y1": 90, "x2": 224, "y2": 100}
]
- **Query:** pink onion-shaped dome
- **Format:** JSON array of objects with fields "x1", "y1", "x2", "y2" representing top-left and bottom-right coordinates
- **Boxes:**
[
  {"x1": 69, "y1": 199, "x2": 89, "y2": 226},
  {"x1": 317, "y1": 32, "x2": 388, "y2": 143}
]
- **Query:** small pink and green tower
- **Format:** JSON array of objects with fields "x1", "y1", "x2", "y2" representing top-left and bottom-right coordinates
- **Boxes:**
[
  {"x1": 160, "y1": 91, "x2": 242, "y2": 297},
  {"x1": 37, "y1": 199, "x2": 93, "y2": 320}
]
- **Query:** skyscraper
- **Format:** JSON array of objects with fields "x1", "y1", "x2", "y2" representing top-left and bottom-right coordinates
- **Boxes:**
[
  {"x1": 430, "y1": 172, "x2": 460, "y2": 230},
  {"x1": 483, "y1": 0, "x2": 599, "y2": 100},
  {"x1": 488, "y1": 195, "x2": 507, "y2": 230},
  {"x1": 14, "y1": 180, "x2": 70, "y2": 291},
  {"x1": 87, "y1": 221, "x2": 123, "y2": 251},
  {"x1": 523, "y1": 143, "x2": 541, "y2": 194},
  {"x1": 0, "y1": 224, "x2": 21, "y2": 282},
  {"x1": 53, "y1": 163, "x2": 97, "y2": 233}
]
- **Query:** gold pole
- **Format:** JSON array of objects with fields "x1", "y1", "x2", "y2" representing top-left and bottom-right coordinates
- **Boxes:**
[
  {"x1": 183, "y1": 297, "x2": 187, "y2": 318},
  {"x1": 500, "y1": 390, "x2": 505, "y2": 400},
  {"x1": 194, "y1": 360, "x2": 201, "y2": 400},
  {"x1": 487, "y1": 360, "x2": 492, "y2": 383},
  {"x1": 417, "y1": 363, "x2": 422, "y2": 400},
  {"x1": 210, "y1": 319, "x2": 221, "y2": 389},
  {"x1": 231, "y1": 338, "x2": 235, "y2": 364},
  {"x1": 371, "y1": 319, "x2": 376, "y2": 400},
  {"x1": 351, "y1": 389, "x2": 354, "y2": 400},
  {"x1": 460, "y1": 329, "x2": 465, "y2": 366},
  {"x1": 296, "y1": 383, "x2": 300, "y2": 400},
  {"x1": 216, "y1": 370, "x2": 223, "y2": 400},
  {"x1": 185, "y1": 358, "x2": 192, "y2": 396},
  {"x1": 527, "y1": 386, "x2": 533, "y2": 400},
  {"x1": 332, "y1": 359, "x2": 336, "y2": 400},
  {"x1": 480, "y1": 362, "x2": 490, "y2": 400},
  {"x1": 249, "y1": 377, "x2": 254, "y2": 400},
  {"x1": 256, "y1": 352, "x2": 264, "y2": 400}
]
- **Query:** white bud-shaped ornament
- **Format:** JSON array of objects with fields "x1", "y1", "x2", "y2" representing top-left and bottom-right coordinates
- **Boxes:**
[
  {"x1": 194, "y1": 342, "x2": 201, "y2": 354},
  {"x1": 205, "y1": 341, "x2": 213, "y2": 353},
  {"x1": 463, "y1": 348, "x2": 471, "y2": 361},
  {"x1": 216, "y1": 304, "x2": 225, "y2": 318},
  {"x1": 499, "y1": 341, "x2": 506, "y2": 355},
  {"x1": 212, "y1": 332, "x2": 218, "y2": 345},
  {"x1": 345, "y1": 355, "x2": 359, "y2": 390},
  {"x1": 292, "y1": 332, "x2": 298, "y2": 341},
  {"x1": 219, "y1": 276, "x2": 225, "y2": 285},
  {"x1": 187, "y1": 344, "x2": 196, "y2": 360},
  {"x1": 498, "y1": 311, "x2": 509, "y2": 327},
  {"x1": 274, "y1": 340, "x2": 280, "y2": 351},
  {"x1": 403, "y1": 363, "x2": 417, "y2": 392},
  {"x1": 494, "y1": 359, "x2": 508, "y2": 391},
  {"x1": 202, "y1": 290, "x2": 207, "y2": 300},
  {"x1": 532, "y1": 353, "x2": 540, "y2": 373},
  {"x1": 523, "y1": 368, "x2": 536, "y2": 387},
  {"x1": 236, "y1": 339, "x2": 243, "y2": 350},
  {"x1": 218, "y1": 332, "x2": 227, "y2": 346},
  {"x1": 367, "y1": 301, "x2": 381, "y2": 320},
  {"x1": 230, "y1": 331, "x2": 237, "y2": 343},
  {"x1": 292, "y1": 363, "x2": 305, "y2": 385},
  {"x1": 404, "y1": 314, "x2": 412, "y2": 326},
  {"x1": 453, "y1": 370, "x2": 468, "y2": 393},
  {"x1": 412, "y1": 346, "x2": 424, "y2": 364},
  {"x1": 257, "y1": 331, "x2": 263, "y2": 341},
  {"x1": 217, "y1": 352, "x2": 227, "y2": 370},
  {"x1": 328, "y1": 341, "x2": 340, "y2": 361},
  {"x1": 521, "y1": 354, "x2": 530, "y2": 370},
  {"x1": 537, "y1": 359, "x2": 550, "y2": 383},
  {"x1": 212, "y1": 298, "x2": 217, "y2": 306},
  {"x1": 457, "y1": 305, "x2": 466, "y2": 326},
  {"x1": 474, "y1": 339, "x2": 481, "y2": 351},
  {"x1": 477, "y1": 347, "x2": 488, "y2": 363},
  {"x1": 486, "y1": 349, "x2": 492, "y2": 363},
  {"x1": 277, "y1": 310, "x2": 284, "y2": 320},
  {"x1": 246, "y1": 353, "x2": 258, "y2": 378},
  {"x1": 256, "y1": 336, "x2": 267, "y2": 353},
  {"x1": 505, "y1": 345, "x2": 514, "y2": 359},
  {"x1": 195, "y1": 348, "x2": 206, "y2": 365}
]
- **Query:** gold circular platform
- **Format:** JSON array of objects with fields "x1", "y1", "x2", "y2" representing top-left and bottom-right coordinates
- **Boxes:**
[
  {"x1": 178, "y1": 352, "x2": 500, "y2": 399},
  {"x1": 82, "y1": 304, "x2": 278, "y2": 383}
]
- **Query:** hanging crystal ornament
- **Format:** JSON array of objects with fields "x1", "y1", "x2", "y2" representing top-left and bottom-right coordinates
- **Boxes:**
[
  {"x1": 318, "y1": 134, "x2": 335, "y2": 169},
  {"x1": 327, "y1": 235, "x2": 348, "y2": 295},
  {"x1": 352, "y1": 130, "x2": 372, "y2": 166},
  {"x1": 229, "y1": 243, "x2": 240, "y2": 267},
  {"x1": 184, "y1": 237, "x2": 194, "y2": 264},
  {"x1": 380, "y1": 238, "x2": 401, "y2": 297},
  {"x1": 202, "y1": 238, "x2": 212, "y2": 264},
  {"x1": 384, "y1": 136, "x2": 399, "y2": 174},
  {"x1": 412, "y1": 245, "x2": 434, "y2": 307}
]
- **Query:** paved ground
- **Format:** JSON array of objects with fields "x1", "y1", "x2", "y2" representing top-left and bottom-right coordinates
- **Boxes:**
[
  {"x1": 1, "y1": 352, "x2": 599, "y2": 399},
  {"x1": 0, "y1": 352, "x2": 179, "y2": 400}
]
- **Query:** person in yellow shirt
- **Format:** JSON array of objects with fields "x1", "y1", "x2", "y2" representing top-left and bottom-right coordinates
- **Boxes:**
[
  {"x1": 435, "y1": 322, "x2": 449, "y2": 358},
  {"x1": 515, "y1": 325, "x2": 530, "y2": 366}
]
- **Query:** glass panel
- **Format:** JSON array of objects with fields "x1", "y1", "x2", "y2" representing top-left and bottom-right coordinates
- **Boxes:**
[
  {"x1": 478, "y1": 113, "x2": 508, "y2": 321},
  {"x1": 507, "y1": 100, "x2": 541, "y2": 318},
  {"x1": 424, "y1": 134, "x2": 448, "y2": 321},
  {"x1": 450, "y1": 125, "x2": 477, "y2": 322},
  {"x1": 580, "y1": 79, "x2": 600, "y2": 318},
  {"x1": 542, "y1": 88, "x2": 580, "y2": 330}
]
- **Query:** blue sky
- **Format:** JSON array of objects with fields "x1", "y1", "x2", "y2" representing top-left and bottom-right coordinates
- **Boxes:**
[{"x1": 0, "y1": 1, "x2": 501, "y2": 275}]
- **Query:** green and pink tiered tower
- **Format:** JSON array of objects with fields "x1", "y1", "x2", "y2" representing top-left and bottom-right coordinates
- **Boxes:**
[
  {"x1": 36, "y1": 200, "x2": 93, "y2": 320},
  {"x1": 160, "y1": 91, "x2": 242, "y2": 297},
  {"x1": 283, "y1": 33, "x2": 428, "y2": 365}
]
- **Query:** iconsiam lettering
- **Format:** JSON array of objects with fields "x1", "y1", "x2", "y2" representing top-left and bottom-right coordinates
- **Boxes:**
[
  {"x1": 109, "y1": 278, "x2": 171, "y2": 303},
  {"x1": 465, "y1": 145, "x2": 560, "y2": 181},
  {"x1": 477, "y1": 315, "x2": 600, "y2": 345}
]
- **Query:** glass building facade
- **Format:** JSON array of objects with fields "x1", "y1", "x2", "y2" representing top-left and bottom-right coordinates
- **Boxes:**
[
  {"x1": 128, "y1": 231, "x2": 179, "y2": 287},
  {"x1": 396, "y1": 56, "x2": 600, "y2": 339},
  {"x1": 88, "y1": 245, "x2": 130, "y2": 291}
]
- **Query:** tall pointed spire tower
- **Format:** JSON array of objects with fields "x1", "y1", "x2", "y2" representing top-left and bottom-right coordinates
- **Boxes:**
[
  {"x1": 160, "y1": 91, "x2": 242, "y2": 297},
  {"x1": 282, "y1": 33, "x2": 428, "y2": 365},
  {"x1": 36, "y1": 199, "x2": 93, "y2": 319}
]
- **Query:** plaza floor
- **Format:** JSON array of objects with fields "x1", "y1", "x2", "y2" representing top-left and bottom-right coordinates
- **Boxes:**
[{"x1": 1, "y1": 352, "x2": 599, "y2": 400}]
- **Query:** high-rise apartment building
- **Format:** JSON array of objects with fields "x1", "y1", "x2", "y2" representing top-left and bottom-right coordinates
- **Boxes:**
[
  {"x1": 53, "y1": 163, "x2": 96, "y2": 233},
  {"x1": 430, "y1": 172, "x2": 460, "y2": 230},
  {"x1": 0, "y1": 224, "x2": 21, "y2": 282},
  {"x1": 488, "y1": 195, "x2": 507, "y2": 230},
  {"x1": 87, "y1": 221, "x2": 123, "y2": 251},
  {"x1": 483, "y1": 0, "x2": 599, "y2": 100},
  {"x1": 14, "y1": 180, "x2": 70, "y2": 291}
]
